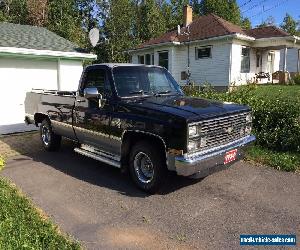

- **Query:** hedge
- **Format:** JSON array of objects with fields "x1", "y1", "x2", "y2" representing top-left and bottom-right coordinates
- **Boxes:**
[
  {"x1": 0, "y1": 156, "x2": 4, "y2": 171},
  {"x1": 182, "y1": 84, "x2": 300, "y2": 153}
]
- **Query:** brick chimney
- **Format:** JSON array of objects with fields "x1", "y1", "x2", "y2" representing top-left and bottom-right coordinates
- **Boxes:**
[{"x1": 183, "y1": 5, "x2": 193, "y2": 27}]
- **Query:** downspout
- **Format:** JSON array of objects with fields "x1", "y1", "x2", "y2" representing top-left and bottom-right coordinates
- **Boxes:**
[
  {"x1": 57, "y1": 58, "x2": 61, "y2": 90},
  {"x1": 297, "y1": 49, "x2": 300, "y2": 73},
  {"x1": 228, "y1": 43, "x2": 233, "y2": 87}
]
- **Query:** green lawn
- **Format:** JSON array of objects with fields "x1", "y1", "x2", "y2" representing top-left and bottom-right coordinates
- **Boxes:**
[
  {"x1": 0, "y1": 174, "x2": 80, "y2": 249},
  {"x1": 251, "y1": 85, "x2": 300, "y2": 104},
  {"x1": 246, "y1": 145, "x2": 300, "y2": 172}
]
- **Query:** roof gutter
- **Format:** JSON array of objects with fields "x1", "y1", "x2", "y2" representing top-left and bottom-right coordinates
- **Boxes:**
[
  {"x1": 128, "y1": 33, "x2": 256, "y2": 52},
  {"x1": 0, "y1": 47, "x2": 97, "y2": 60},
  {"x1": 127, "y1": 41, "x2": 180, "y2": 53}
]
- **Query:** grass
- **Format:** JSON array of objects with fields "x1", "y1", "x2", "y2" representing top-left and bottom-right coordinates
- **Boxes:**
[
  {"x1": 250, "y1": 85, "x2": 300, "y2": 104},
  {"x1": 0, "y1": 174, "x2": 80, "y2": 249},
  {"x1": 245, "y1": 146, "x2": 300, "y2": 172}
]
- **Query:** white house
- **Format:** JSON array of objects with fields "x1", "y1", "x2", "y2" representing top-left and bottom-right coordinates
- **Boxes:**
[
  {"x1": 129, "y1": 6, "x2": 300, "y2": 87},
  {"x1": 0, "y1": 23, "x2": 96, "y2": 134}
]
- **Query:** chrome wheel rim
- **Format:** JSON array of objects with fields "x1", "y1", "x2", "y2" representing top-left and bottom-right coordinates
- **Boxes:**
[
  {"x1": 41, "y1": 125, "x2": 50, "y2": 146},
  {"x1": 133, "y1": 152, "x2": 154, "y2": 184}
]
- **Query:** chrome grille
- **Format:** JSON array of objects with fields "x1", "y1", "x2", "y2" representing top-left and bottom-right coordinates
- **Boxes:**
[{"x1": 189, "y1": 112, "x2": 251, "y2": 152}]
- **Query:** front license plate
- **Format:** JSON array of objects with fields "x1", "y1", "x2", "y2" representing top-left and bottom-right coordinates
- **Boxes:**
[{"x1": 224, "y1": 149, "x2": 237, "y2": 164}]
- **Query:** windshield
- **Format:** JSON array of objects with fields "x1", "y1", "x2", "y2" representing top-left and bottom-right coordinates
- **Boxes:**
[{"x1": 112, "y1": 66, "x2": 183, "y2": 97}]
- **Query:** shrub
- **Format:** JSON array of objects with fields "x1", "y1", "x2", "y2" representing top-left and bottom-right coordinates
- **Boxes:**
[
  {"x1": 293, "y1": 74, "x2": 300, "y2": 85},
  {"x1": 0, "y1": 156, "x2": 5, "y2": 171},
  {"x1": 184, "y1": 84, "x2": 300, "y2": 153}
]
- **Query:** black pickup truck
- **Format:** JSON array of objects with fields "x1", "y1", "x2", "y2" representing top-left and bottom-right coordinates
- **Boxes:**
[{"x1": 25, "y1": 63, "x2": 255, "y2": 193}]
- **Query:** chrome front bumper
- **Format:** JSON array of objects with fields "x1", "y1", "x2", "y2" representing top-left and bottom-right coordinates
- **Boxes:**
[{"x1": 173, "y1": 135, "x2": 256, "y2": 178}]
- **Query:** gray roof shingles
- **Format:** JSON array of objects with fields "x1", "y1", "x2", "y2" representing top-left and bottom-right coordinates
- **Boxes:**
[{"x1": 0, "y1": 22, "x2": 80, "y2": 52}]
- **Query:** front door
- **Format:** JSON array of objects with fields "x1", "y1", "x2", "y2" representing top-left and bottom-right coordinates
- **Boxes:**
[
  {"x1": 267, "y1": 52, "x2": 275, "y2": 74},
  {"x1": 74, "y1": 67, "x2": 113, "y2": 153}
]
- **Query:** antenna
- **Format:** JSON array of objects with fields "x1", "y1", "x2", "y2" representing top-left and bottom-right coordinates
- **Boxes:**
[
  {"x1": 89, "y1": 28, "x2": 100, "y2": 47},
  {"x1": 177, "y1": 25, "x2": 181, "y2": 35}
]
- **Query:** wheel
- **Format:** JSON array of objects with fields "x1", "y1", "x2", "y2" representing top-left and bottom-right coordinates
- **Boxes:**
[
  {"x1": 129, "y1": 141, "x2": 167, "y2": 193},
  {"x1": 40, "y1": 119, "x2": 61, "y2": 151}
]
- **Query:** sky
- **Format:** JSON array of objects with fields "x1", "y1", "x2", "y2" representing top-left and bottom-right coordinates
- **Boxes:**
[{"x1": 237, "y1": 0, "x2": 300, "y2": 27}]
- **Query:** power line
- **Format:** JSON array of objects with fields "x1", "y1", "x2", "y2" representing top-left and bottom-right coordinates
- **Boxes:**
[
  {"x1": 249, "y1": 0, "x2": 290, "y2": 18},
  {"x1": 239, "y1": 0, "x2": 255, "y2": 9},
  {"x1": 242, "y1": 0, "x2": 269, "y2": 14}
]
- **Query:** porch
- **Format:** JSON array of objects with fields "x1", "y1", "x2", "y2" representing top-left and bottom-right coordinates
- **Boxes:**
[{"x1": 253, "y1": 36, "x2": 300, "y2": 84}]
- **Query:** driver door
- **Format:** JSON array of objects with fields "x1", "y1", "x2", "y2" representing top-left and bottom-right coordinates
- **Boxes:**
[{"x1": 74, "y1": 67, "x2": 113, "y2": 153}]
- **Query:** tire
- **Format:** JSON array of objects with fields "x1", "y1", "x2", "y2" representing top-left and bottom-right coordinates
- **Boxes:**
[
  {"x1": 129, "y1": 141, "x2": 167, "y2": 194},
  {"x1": 40, "y1": 119, "x2": 61, "y2": 151}
]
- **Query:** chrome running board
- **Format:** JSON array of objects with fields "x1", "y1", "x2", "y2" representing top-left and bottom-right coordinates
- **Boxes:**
[{"x1": 74, "y1": 145, "x2": 121, "y2": 168}]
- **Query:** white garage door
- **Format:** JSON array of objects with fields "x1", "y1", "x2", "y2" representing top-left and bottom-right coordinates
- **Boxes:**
[{"x1": 0, "y1": 57, "x2": 58, "y2": 134}]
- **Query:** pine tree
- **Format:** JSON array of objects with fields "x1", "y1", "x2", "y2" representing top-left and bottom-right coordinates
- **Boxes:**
[
  {"x1": 281, "y1": 13, "x2": 297, "y2": 35},
  {"x1": 104, "y1": 0, "x2": 138, "y2": 62},
  {"x1": 137, "y1": 0, "x2": 167, "y2": 42},
  {"x1": 162, "y1": 0, "x2": 189, "y2": 30},
  {"x1": 257, "y1": 16, "x2": 276, "y2": 27},
  {"x1": 0, "y1": 0, "x2": 28, "y2": 24},
  {"x1": 47, "y1": 0, "x2": 86, "y2": 47},
  {"x1": 241, "y1": 17, "x2": 251, "y2": 30},
  {"x1": 199, "y1": 0, "x2": 241, "y2": 25}
]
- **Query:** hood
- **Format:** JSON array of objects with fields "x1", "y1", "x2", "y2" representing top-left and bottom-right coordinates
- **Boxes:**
[{"x1": 122, "y1": 95, "x2": 250, "y2": 122}]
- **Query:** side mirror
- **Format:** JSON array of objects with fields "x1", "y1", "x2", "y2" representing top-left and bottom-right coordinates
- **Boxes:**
[{"x1": 84, "y1": 87, "x2": 100, "y2": 99}]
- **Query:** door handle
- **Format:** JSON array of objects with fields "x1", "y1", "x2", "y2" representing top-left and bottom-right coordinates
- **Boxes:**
[{"x1": 76, "y1": 99, "x2": 86, "y2": 103}]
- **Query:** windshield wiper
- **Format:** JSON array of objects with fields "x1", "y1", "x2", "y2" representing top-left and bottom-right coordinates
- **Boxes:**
[
  {"x1": 154, "y1": 90, "x2": 172, "y2": 96},
  {"x1": 129, "y1": 90, "x2": 149, "y2": 95}
]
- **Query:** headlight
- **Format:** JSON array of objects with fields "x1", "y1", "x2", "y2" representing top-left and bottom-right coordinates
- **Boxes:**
[
  {"x1": 246, "y1": 113, "x2": 252, "y2": 123},
  {"x1": 188, "y1": 140, "x2": 198, "y2": 151}
]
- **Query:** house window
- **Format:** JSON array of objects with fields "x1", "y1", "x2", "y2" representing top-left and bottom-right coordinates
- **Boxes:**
[
  {"x1": 241, "y1": 47, "x2": 250, "y2": 73},
  {"x1": 138, "y1": 55, "x2": 144, "y2": 64},
  {"x1": 145, "y1": 54, "x2": 152, "y2": 65},
  {"x1": 196, "y1": 46, "x2": 212, "y2": 59},
  {"x1": 158, "y1": 51, "x2": 169, "y2": 70}
]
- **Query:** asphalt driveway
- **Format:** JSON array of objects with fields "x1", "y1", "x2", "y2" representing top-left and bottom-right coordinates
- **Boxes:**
[{"x1": 0, "y1": 133, "x2": 299, "y2": 249}]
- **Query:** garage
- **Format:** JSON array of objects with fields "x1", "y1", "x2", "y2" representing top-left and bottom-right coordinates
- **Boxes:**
[{"x1": 0, "y1": 23, "x2": 96, "y2": 134}]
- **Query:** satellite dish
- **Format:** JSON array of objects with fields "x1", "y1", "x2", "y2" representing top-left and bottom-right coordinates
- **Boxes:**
[
  {"x1": 177, "y1": 25, "x2": 181, "y2": 35},
  {"x1": 89, "y1": 28, "x2": 100, "y2": 47}
]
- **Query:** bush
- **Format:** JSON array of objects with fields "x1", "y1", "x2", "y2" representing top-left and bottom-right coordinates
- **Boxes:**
[
  {"x1": 293, "y1": 74, "x2": 300, "y2": 85},
  {"x1": 0, "y1": 156, "x2": 4, "y2": 171},
  {"x1": 183, "y1": 84, "x2": 300, "y2": 153}
]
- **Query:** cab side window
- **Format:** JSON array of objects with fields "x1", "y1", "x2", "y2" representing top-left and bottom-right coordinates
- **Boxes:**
[{"x1": 83, "y1": 69, "x2": 111, "y2": 97}]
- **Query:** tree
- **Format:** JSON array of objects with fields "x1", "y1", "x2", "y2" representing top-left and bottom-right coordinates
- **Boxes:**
[
  {"x1": 137, "y1": 0, "x2": 166, "y2": 42},
  {"x1": 281, "y1": 13, "x2": 297, "y2": 35},
  {"x1": 190, "y1": 0, "x2": 201, "y2": 16},
  {"x1": 27, "y1": 0, "x2": 48, "y2": 26},
  {"x1": 47, "y1": 0, "x2": 86, "y2": 47},
  {"x1": 199, "y1": 0, "x2": 241, "y2": 25},
  {"x1": 0, "y1": 0, "x2": 28, "y2": 23},
  {"x1": 104, "y1": 0, "x2": 138, "y2": 62},
  {"x1": 162, "y1": 0, "x2": 189, "y2": 30},
  {"x1": 241, "y1": 17, "x2": 251, "y2": 30},
  {"x1": 257, "y1": 16, "x2": 276, "y2": 27}
]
